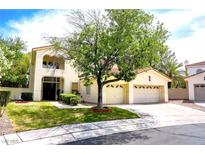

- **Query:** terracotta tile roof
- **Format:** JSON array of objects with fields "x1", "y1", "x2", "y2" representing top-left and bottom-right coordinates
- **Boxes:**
[{"x1": 186, "y1": 61, "x2": 205, "y2": 67}]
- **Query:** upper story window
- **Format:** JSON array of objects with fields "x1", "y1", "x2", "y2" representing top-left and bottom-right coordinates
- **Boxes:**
[
  {"x1": 42, "y1": 55, "x2": 65, "y2": 70},
  {"x1": 196, "y1": 69, "x2": 203, "y2": 74}
]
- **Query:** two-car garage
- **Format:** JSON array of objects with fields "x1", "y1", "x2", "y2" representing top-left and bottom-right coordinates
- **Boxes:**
[
  {"x1": 81, "y1": 68, "x2": 171, "y2": 104},
  {"x1": 103, "y1": 68, "x2": 171, "y2": 104}
]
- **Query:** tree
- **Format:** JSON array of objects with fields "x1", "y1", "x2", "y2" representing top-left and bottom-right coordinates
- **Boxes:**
[
  {"x1": 50, "y1": 9, "x2": 169, "y2": 109},
  {"x1": 0, "y1": 36, "x2": 28, "y2": 87},
  {"x1": 153, "y1": 50, "x2": 185, "y2": 88}
]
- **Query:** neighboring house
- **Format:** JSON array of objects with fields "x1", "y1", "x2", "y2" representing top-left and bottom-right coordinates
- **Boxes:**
[
  {"x1": 80, "y1": 68, "x2": 171, "y2": 104},
  {"x1": 185, "y1": 61, "x2": 205, "y2": 101},
  {"x1": 11, "y1": 45, "x2": 171, "y2": 104}
]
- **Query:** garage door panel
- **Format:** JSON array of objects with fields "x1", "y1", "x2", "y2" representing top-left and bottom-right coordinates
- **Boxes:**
[
  {"x1": 133, "y1": 85, "x2": 160, "y2": 103},
  {"x1": 105, "y1": 84, "x2": 124, "y2": 104},
  {"x1": 194, "y1": 84, "x2": 205, "y2": 101}
]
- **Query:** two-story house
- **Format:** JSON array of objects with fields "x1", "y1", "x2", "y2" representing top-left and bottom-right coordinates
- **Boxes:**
[
  {"x1": 185, "y1": 61, "x2": 205, "y2": 101},
  {"x1": 28, "y1": 45, "x2": 171, "y2": 104},
  {"x1": 30, "y1": 46, "x2": 79, "y2": 101}
]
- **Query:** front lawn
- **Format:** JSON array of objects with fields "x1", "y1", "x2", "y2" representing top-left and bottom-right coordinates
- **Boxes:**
[{"x1": 6, "y1": 102, "x2": 139, "y2": 132}]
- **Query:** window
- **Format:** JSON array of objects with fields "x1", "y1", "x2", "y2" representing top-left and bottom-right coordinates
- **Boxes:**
[
  {"x1": 86, "y1": 85, "x2": 91, "y2": 95},
  {"x1": 148, "y1": 75, "x2": 151, "y2": 81},
  {"x1": 196, "y1": 69, "x2": 203, "y2": 74}
]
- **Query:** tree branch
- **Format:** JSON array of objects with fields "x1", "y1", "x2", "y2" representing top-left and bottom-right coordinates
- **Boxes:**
[{"x1": 102, "y1": 78, "x2": 121, "y2": 85}]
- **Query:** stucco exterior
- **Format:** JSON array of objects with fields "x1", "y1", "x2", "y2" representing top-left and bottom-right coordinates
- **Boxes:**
[
  {"x1": 79, "y1": 69, "x2": 171, "y2": 104},
  {"x1": 31, "y1": 46, "x2": 79, "y2": 101},
  {"x1": 185, "y1": 71, "x2": 205, "y2": 100}
]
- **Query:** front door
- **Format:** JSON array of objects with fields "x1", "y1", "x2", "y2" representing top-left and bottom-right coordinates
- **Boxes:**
[{"x1": 43, "y1": 83, "x2": 56, "y2": 100}]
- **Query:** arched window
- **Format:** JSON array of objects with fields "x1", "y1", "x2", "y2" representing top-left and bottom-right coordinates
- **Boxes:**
[
  {"x1": 42, "y1": 55, "x2": 65, "y2": 70},
  {"x1": 196, "y1": 69, "x2": 203, "y2": 74}
]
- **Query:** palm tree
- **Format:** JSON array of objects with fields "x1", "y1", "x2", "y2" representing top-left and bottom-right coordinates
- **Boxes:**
[{"x1": 154, "y1": 50, "x2": 185, "y2": 88}]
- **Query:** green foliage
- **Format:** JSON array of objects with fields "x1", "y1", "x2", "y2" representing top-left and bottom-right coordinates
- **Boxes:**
[
  {"x1": 70, "y1": 95, "x2": 81, "y2": 105},
  {"x1": 0, "y1": 90, "x2": 11, "y2": 117},
  {"x1": 59, "y1": 93, "x2": 80, "y2": 105},
  {"x1": 21, "y1": 92, "x2": 33, "y2": 101},
  {"x1": 0, "y1": 36, "x2": 29, "y2": 88},
  {"x1": 50, "y1": 9, "x2": 169, "y2": 108},
  {"x1": 6, "y1": 102, "x2": 139, "y2": 132},
  {"x1": 153, "y1": 50, "x2": 185, "y2": 88}
]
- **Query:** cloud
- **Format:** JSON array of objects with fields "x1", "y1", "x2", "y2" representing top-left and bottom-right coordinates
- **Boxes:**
[
  {"x1": 7, "y1": 10, "x2": 72, "y2": 51},
  {"x1": 5, "y1": 9, "x2": 205, "y2": 65},
  {"x1": 149, "y1": 9, "x2": 205, "y2": 64}
]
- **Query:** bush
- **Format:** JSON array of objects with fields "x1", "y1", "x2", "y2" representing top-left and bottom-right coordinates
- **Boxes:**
[
  {"x1": 59, "y1": 93, "x2": 81, "y2": 105},
  {"x1": 21, "y1": 92, "x2": 33, "y2": 101},
  {"x1": 0, "y1": 90, "x2": 11, "y2": 117},
  {"x1": 70, "y1": 95, "x2": 81, "y2": 105}
]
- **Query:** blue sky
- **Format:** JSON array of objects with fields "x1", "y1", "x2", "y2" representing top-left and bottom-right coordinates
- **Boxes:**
[{"x1": 1, "y1": 9, "x2": 205, "y2": 65}]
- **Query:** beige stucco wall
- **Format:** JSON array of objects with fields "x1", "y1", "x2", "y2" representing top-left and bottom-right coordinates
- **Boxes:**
[
  {"x1": 79, "y1": 70, "x2": 170, "y2": 104},
  {"x1": 185, "y1": 72, "x2": 205, "y2": 100},
  {"x1": 31, "y1": 49, "x2": 79, "y2": 101},
  {"x1": 129, "y1": 70, "x2": 169, "y2": 103},
  {"x1": 0, "y1": 87, "x2": 32, "y2": 100}
]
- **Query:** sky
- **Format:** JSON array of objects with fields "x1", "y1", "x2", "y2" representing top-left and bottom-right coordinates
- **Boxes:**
[{"x1": 0, "y1": 9, "x2": 205, "y2": 65}]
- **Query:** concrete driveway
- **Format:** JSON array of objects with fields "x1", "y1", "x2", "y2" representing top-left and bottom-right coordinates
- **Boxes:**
[{"x1": 114, "y1": 103, "x2": 205, "y2": 126}]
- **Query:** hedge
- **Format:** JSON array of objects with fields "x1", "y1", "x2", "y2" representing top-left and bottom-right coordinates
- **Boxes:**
[
  {"x1": 0, "y1": 90, "x2": 11, "y2": 106},
  {"x1": 0, "y1": 90, "x2": 11, "y2": 117},
  {"x1": 59, "y1": 93, "x2": 81, "y2": 105},
  {"x1": 21, "y1": 92, "x2": 33, "y2": 101}
]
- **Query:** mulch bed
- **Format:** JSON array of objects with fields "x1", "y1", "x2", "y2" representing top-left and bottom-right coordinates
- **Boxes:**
[
  {"x1": 0, "y1": 113, "x2": 14, "y2": 136},
  {"x1": 15, "y1": 101, "x2": 30, "y2": 104},
  {"x1": 170, "y1": 100, "x2": 205, "y2": 112},
  {"x1": 91, "y1": 106, "x2": 112, "y2": 112}
]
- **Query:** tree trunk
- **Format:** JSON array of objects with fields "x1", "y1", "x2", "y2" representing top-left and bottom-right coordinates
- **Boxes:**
[{"x1": 97, "y1": 80, "x2": 103, "y2": 109}]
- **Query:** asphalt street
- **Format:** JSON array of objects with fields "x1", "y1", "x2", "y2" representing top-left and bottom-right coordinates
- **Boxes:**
[{"x1": 64, "y1": 123, "x2": 205, "y2": 145}]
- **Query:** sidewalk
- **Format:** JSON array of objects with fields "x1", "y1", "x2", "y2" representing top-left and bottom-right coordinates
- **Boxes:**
[
  {"x1": 1, "y1": 115, "x2": 204, "y2": 145},
  {"x1": 0, "y1": 117, "x2": 156, "y2": 145}
]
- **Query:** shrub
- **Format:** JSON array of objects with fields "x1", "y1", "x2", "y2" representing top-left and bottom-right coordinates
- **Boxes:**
[
  {"x1": 0, "y1": 90, "x2": 11, "y2": 117},
  {"x1": 59, "y1": 93, "x2": 81, "y2": 105},
  {"x1": 21, "y1": 92, "x2": 33, "y2": 101},
  {"x1": 70, "y1": 95, "x2": 81, "y2": 105}
]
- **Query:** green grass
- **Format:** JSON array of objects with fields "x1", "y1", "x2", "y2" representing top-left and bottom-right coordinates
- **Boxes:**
[{"x1": 6, "y1": 102, "x2": 139, "y2": 132}]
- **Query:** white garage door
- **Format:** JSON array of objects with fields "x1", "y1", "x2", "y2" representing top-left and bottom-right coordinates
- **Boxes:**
[
  {"x1": 133, "y1": 85, "x2": 160, "y2": 104},
  {"x1": 194, "y1": 84, "x2": 205, "y2": 101},
  {"x1": 105, "y1": 84, "x2": 124, "y2": 104}
]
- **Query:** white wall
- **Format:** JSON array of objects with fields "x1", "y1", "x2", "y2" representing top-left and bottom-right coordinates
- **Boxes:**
[
  {"x1": 186, "y1": 72, "x2": 205, "y2": 100},
  {"x1": 0, "y1": 87, "x2": 32, "y2": 100}
]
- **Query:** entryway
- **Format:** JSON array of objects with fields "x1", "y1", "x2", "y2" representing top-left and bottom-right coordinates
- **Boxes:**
[{"x1": 42, "y1": 77, "x2": 64, "y2": 100}]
